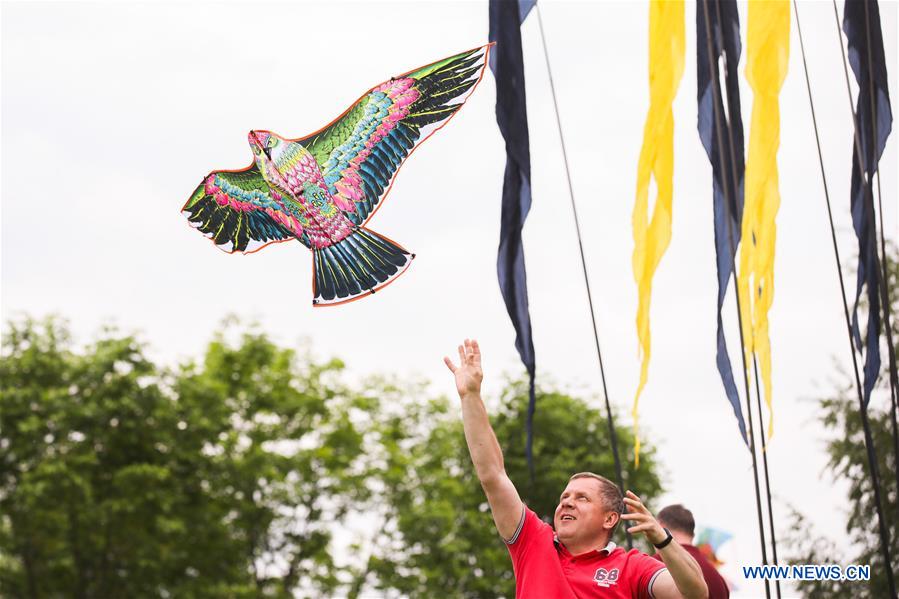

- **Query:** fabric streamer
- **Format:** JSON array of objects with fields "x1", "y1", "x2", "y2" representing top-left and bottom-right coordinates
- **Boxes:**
[
  {"x1": 697, "y1": 0, "x2": 748, "y2": 445},
  {"x1": 844, "y1": 0, "x2": 892, "y2": 409},
  {"x1": 489, "y1": 0, "x2": 538, "y2": 476},
  {"x1": 631, "y1": 0, "x2": 685, "y2": 467},
  {"x1": 738, "y1": 0, "x2": 790, "y2": 439}
]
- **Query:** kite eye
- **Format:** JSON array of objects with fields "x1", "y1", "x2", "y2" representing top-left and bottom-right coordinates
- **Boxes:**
[
  {"x1": 252, "y1": 146, "x2": 261, "y2": 155},
  {"x1": 267, "y1": 137, "x2": 277, "y2": 148}
]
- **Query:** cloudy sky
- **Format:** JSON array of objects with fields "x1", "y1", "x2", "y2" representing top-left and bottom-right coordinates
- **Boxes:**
[{"x1": 2, "y1": 1, "x2": 896, "y2": 596}]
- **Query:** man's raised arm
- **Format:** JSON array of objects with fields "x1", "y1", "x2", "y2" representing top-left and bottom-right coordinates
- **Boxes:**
[{"x1": 444, "y1": 339, "x2": 523, "y2": 541}]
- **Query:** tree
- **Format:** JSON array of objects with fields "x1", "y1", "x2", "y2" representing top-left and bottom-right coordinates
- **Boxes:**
[
  {"x1": 355, "y1": 378, "x2": 663, "y2": 598},
  {"x1": 785, "y1": 247, "x2": 899, "y2": 598},
  {"x1": 0, "y1": 317, "x2": 198, "y2": 598},
  {"x1": 0, "y1": 318, "x2": 375, "y2": 598},
  {"x1": 0, "y1": 318, "x2": 665, "y2": 598}
]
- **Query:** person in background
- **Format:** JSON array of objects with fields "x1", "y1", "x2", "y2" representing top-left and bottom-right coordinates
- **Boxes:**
[{"x1": 655, "y1": 505, "x2": 729, "y2": 599}]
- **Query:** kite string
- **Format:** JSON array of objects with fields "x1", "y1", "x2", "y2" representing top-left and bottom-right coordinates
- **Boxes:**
[
  {"x1": 534, "y1": 2, "x2": 630, "y2": 548},
  {"x1": 699, "y1": 3, "x2": 771, "y2": 597},
  {"x1": 829, "y1": 2, "x2": 898, "y2": 593}
]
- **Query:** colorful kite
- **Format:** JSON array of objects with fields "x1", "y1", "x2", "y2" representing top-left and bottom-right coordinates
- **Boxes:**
[
  {"x1": 182, "y1": 46, "x2": 490, "y2": 306},
  {"x1": 694, "y1": 526, "x2": 733, "y2": 567}
]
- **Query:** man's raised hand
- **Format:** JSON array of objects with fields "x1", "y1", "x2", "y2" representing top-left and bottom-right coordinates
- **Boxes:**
[{"x1": 444, "y1": 339, "x2": 483, "y2": 399}]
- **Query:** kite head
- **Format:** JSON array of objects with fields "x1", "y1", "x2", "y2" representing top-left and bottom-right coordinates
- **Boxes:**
[
  {"x1": 248, "y1": 130, "x2": 283, "y2": 162},
  {"x1": 248, "y1": 130, "x2": 289, "y2": 186}
]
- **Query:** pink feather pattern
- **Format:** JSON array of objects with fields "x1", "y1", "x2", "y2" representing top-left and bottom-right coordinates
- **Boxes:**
[{"x1": 329, "y1": 79, "x2": 420, "y2": 212}]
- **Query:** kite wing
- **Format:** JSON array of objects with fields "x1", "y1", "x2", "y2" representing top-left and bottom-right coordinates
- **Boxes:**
[
  {"x1": 182, "y1": 165, "x2": 308, "y2": 253},
  {"x1": 300, "y1": 45, "x2": 490, "y2": 226}
]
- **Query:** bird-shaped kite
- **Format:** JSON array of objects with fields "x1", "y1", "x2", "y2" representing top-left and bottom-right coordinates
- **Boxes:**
[{"x1": 182, "y1": 45, "x2": 490, "y2": 306}]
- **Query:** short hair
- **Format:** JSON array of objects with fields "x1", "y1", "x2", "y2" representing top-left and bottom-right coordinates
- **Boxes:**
[
  {"x1": 657, "y1": 504, "x2": 695, "y2": 536},
  {"x1": 568, "y1": 472, "x2": 625, "y2": 514}
]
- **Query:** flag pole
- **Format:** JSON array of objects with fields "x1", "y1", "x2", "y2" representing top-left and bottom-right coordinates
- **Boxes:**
[
  {"x1": 829, "y1": 2, "x2": 897, "y2": 593},
  {"x1": 859, "y1": 0, "x2": 899, "y2": 509},
  {"x1": 533, "y1": 2, "x2": 630, "y2": 548},
  {"x1": 699, "y1": 2, "x2": 772, "y2": 596},
  {"x1": 751, "y1": 355, "x2": 782, "y2": 599},
  {"x1": 794, "y1": 4, "x2": 895, "y2": 595}
]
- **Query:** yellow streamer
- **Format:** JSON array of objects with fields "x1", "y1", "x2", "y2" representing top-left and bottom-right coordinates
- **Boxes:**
[
  {"x1": 632, "y1": 0, "x2": 684, "y2": 467},
  {"x1": 739, "y1": 0, "x2": 790, "y2": 441}
]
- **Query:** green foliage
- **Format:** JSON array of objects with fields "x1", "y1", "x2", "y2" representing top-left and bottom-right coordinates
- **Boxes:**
[
  {"x1": 785, "y1": 247, "x2": 899, "y2": 598},
  {"x1": 0, "y1": 319, "x2": 664, "y2": 598},
  {"x1": 0, "y1": 318, "x2": 372, "y2": 598},
  {"x1": 785, "y1": 393, "x2": 897, "y2": 599},
  {"x1": 357, "y1": 379, "x2": 663, "y2": 599}
]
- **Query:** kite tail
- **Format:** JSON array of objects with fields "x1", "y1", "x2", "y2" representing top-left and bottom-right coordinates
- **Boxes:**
[{"x1": 311, "y1": 228, "x2": 413, "y2": 306}]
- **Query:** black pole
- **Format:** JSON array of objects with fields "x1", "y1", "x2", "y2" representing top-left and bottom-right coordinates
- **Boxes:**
[
  {"x1": 794, "y1": 3, "x2": 896, "y2": 596},
  {"x1": 533, "y1": 3, "x2": 630, "y2": 549},
  {"x1": 699, "y1": 3, "x2": 771, "y2": 596},
  {"x1": 830, "y1": 2, "x2": 897, "y2": 594},
  {"x1": 861, "y1": 0, "x2": 899, "y2": 512},
  {"x1": 751, "y1": 355, "x2": 782, "y2": 599}
]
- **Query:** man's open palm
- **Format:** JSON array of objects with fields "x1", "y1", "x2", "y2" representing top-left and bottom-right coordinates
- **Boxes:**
[{"x1": 444, "y1": 339, "x2": 483, "y2": 398}]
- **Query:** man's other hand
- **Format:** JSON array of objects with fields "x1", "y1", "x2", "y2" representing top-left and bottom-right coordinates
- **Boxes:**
[{"x1": 621, "y1": 490, "x2": 667, "y2": 545}]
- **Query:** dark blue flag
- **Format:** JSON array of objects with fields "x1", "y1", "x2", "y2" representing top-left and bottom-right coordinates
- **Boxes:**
[
  {"x1": 489, "y1": 0, "x2": 537, "y2": 474},
  {"x1": 697, "y1": 0, "x2": 748, "y2": 444},
  {"x1": 844, "y1": 0, "x2": 892, "y2": 408}
]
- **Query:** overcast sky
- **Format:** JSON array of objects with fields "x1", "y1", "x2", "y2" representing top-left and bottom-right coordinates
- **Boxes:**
[{"x1": 2, "y1": 1, "x2": 897, "y2": 596}]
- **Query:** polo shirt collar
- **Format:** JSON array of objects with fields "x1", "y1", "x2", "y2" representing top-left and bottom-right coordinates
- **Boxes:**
[{"x1": 553, "y1": 535, "x2": 617, "y2": 557}]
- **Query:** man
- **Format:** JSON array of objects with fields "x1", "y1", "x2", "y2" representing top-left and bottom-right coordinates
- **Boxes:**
[
  {"x1": 444, "y1": 339, "x2": 708, "y2": 599},
  {"x1": 654, "y1": 505, "x2": 729, "y2": 599}
]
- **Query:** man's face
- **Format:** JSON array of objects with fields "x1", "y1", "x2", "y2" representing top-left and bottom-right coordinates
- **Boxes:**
[{"x1": 553, "y1": 478, "x2": 619, "y2": 550}]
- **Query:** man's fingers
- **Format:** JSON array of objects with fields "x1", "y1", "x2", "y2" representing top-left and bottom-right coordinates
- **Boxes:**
[
  {"x1": 627, "y1": 523, "x2": 654, "y2": 534},
  {"x1": 620, "y1": 512, "x2": 647, "y2": 522},
  {"x1": 623, "y1": 497, "x2": 648, "y2": 513},
  {"x1": 451, "y1": 339, "x2": 481, "y2": 370},
  {"x1": 443, "y1": 356, "x2": 457, "y2": 373}
]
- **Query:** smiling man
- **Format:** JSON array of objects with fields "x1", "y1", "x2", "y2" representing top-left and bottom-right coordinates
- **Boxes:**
[{"x1": 444, "y1": 339, "x2": 708, "y2": 599}]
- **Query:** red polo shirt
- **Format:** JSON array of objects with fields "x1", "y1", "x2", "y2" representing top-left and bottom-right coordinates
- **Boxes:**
[{"x1": 506, "y1": 507, "x2": 667, "y2": 599}]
